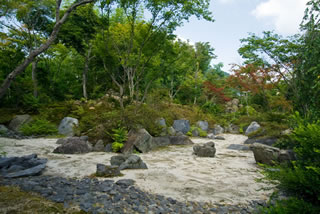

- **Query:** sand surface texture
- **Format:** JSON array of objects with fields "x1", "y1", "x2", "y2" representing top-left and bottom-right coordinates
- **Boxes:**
[{"x1": 0, "y1": 134, "x2": 274, "y2": 205}]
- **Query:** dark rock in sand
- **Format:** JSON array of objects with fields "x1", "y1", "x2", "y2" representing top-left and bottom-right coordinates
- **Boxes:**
[
  {"x1": 122, "y1": 129, "x2": 153, "y2": 154},
  {"x1": 0, "y1": 154, "x2": 47, "y2": 178},
  {"x1": 53, "y1": 137, "x2": 92, "y2": 154},
  {"x1": 96, "y1": 164, "x2": 121, "y2": 177},
  {"x1": 193, "y1": 142, "x2": 216, "y2": 157},
  {"x1": 227, "y1": 144, "x2": 250, "y2": 151},
  {"x1": 111, "y1": 154, "x2": 147, "y2": 170}
]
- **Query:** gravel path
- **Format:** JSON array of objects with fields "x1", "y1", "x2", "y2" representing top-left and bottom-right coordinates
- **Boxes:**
[{"x1": 0, "y1": 176, "x2": 266, "y2": 214}]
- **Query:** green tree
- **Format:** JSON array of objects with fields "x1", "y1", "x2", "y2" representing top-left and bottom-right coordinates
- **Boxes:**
[{"x1": 0, "y1": 0, "x2": 97, "y2": 100}]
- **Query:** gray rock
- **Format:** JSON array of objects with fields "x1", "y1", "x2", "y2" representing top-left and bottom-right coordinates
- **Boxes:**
[
  {"x1": 245, "y1": 121, "x2": 261, "y2": 136},
  {"x1": 96, "y1": 164, "x2": 121, "y2": 177},
  {"x1": 214, "y1": 136, "x2": 226, "y2": 140},
  {"x1": 192, "y1": 129, "x2": 199, "y2": 137},
  {"x1": 173, "y1": 120, "x2": 190, "y2": 134},
  {"x1": 116, "y1": 179, "x2": 135, "y2": 187},
  {"x1": 169, "y1": 136, "x2": 193, "y2": 145},
  {"x1": 0, "y1": 125, "x2": 8, "y2": 134},
  {"x1": 53, "y1": 137, "x2": 91, "y2": 154},
  {"x1": 93, "y1": 140, "x2": 105, "y2": 152},
  {"x1": 152, "y1": 137, "x2": 171, "y2": 147},
  {"x1": 227, "y1": 144, "x2": 250, "y2": 151},
  {"x1": 80, "y1": 136, "x2": 89, "y2": 142},
  {"x1": 122, "y1": 129, "x2": 154, "y2": 154},
  {"x1": 56, "y1": 138, "x2": 68, "y2": 145},
  {"x1": 8, "y1": 114, "x2": 32, "y2": 132},
  {"x1": 104, "y1": 143, "x2": 113, "y2": 152},
  {"x1": 193, "y1": 142, "x2": 216, "y2": 157},
  {"x1": 4, "y1": 163, "x2": 47, "y2": 178},
  {"x1": 250, "y1": 143, "x2": 280, "y2": 165},
  {"x1": 167, "y1": 126, "x2": 176, "y2": 136},
  {"x1": 213, "y1": 125, "x2": 224, "y2": 135},
  {"x1": 196, "y1": 121, "x2": 209, "y2": 131},
  {"x1": 0, "y1": 154, "x2": 47, "y2": 178},
  {"x1": 244, "y1": 137, "x2": 278, "y2": 146},
  {"x1": 207, "y1": 133, "x2": 215, "y2": 139},
  {"x1": 58, "y1": 117, "x2": 79, "y2": 136},
  {"x1": 110, "y1": 154, "x2": 148, "y2": 170}
]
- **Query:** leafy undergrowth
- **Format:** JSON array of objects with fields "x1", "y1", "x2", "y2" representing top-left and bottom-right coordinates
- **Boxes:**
[{"x1": 0, "y1": 185, "x2": 84, "y2": 214}]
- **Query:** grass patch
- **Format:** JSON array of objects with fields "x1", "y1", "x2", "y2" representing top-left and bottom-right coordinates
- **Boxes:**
[{"x1": 0, "y1": 185, "x2": 84, "y2": 213}]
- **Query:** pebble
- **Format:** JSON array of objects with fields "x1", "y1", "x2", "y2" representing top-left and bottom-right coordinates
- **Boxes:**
[{"x1": 0, "y1": 175, "x2": 267, "y2": 213}]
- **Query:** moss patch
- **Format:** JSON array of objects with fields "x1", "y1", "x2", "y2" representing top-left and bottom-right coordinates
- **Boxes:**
[{"x1": 0, "y1": 185, "x2": 84, "y2": 213}]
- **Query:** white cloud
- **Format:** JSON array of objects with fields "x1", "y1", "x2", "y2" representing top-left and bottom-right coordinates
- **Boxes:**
[{"x1": 252, "y1": 0, "x2": 308, "y2": 35}]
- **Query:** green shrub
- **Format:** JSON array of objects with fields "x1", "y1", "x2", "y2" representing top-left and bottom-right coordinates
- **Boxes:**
[
  {"x1": 20, "y1": 119, "x2": 58, "y2": 136},
  {"x1": 199, "y1": 129, "x2": 208, "y2": 137},
  {"x1": 260, "y1": 197, "x2": 320, "y2": 214},
  {"x1": 263, "y1": 114, "x2": 320, "y2": 208},
  {"x1": 110, "y1": 127, "x2": 128, "y2": 153},
  {"x1": 188, "y1": 126, "x2": 207, "y2": 137},
  {"x1": 112, "y1": 142, "x2": 124, "y2": 152}
]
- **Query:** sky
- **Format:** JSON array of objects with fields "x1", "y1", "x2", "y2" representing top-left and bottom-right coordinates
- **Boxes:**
[{"x1": 174, "y1": 0, "x2": 309, "y2": 73}]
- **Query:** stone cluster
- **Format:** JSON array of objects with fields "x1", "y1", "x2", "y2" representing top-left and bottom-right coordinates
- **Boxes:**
[{"x1": 1, "y1": 176, "x2": 266, "y2": 214}]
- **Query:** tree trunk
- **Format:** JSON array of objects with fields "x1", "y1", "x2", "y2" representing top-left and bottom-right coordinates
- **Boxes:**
[
  {"x1": 0, "y1": 0, "x2": 95, "y2": 100},
  {"x1": 82, "y1": 46, "x2": 92, "y2": 99},
  {"x1": 32, "y1": 60, "x2": 38, "y2": 98}
]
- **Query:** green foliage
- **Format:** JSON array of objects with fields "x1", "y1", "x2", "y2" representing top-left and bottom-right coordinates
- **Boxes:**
[
  {"x1": 110, "y1": 127, "x2": 128, "y2": 153},
  {"x1": 20, "y1": 118, "x2": 58, "y2": 136},
  {"x1": 22, "y1": 93, "x2": 41, "y2": 113},
  {"x1": 112, "y1": 142, "x2": 124, "y2": 153},
  {"x1": 201, "y1": 101, "x2": 224, "y2": 115},
  {"x1": 260, "y1": 197, "x2": 320, "y2": 214},
  {"x1": 188, "y1": 126, "x2": 208, "y2": 137},
  {"x1": 264, "y1": 115, "x2": 320, "y2": 209},
  {"x1": 0, "y1": 108, "x2": 17, "y2": 124}
]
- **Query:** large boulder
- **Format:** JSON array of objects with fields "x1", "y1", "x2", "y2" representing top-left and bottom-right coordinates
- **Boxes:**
[
  {"x1": 173, "y1": 119, "x2": 190, "y2": 134},
  {"x1": 250, "y1": 143, "x2": 280, "y2": 165},
  {"x1": 53, "y1": 137, "x2": 92, "y2": 154},
  {"x1": 213, "y1": 125, "x2": 224, "y2": 135},
  {"x1": 193, "y1": 142, "x2": 216, "y2": 157},
  {"x1": 168, "y1": 136, "x2": 193, "y2": 145},
  {"x1": 58, "y1": 117, "x2": 79, "y2": 136},
  {"x1": 196, "y1": 121, "x2": 209, "y2": 131},
  {"x1": 121, "y1": 129, "x2": 154, "y2": 154},
  {"x1": 250, "y1": 143, "x2": 296, "y2": 165},
  {"x1": 96, "y1": 164, "x2": 121, "y2": 177},
  {"x1": 8, "y1": 115, "x2": 32, "y2": 132},
  {"x1": 245, "y1": 121, "x2": 261, "y2": 136},
  {"x1": 0, "y1": 154, "x2": 47, "y2": 178},
  {"x1": 110, "y1": 154, "x2": 147, "y2": 170}
]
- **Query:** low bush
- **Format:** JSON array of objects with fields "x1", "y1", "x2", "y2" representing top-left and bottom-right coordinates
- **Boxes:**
[
  {"x1": 20, "y1": 118, "x2": 58, "y2": 136},
  {"x1": 260, "y1": 197, "x2": 320, "y2": 214},
  {"x1": 263, "y1": 113, "x2": 320, "y2": 211},
  {"x1": 110, "y1": 127, "x2": 128, "y2": 153}
]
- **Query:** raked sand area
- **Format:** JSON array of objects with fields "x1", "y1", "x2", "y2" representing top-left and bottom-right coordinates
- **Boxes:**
[{"x1": 0, "y1": 134, "x2": 274, "y2": 206}]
